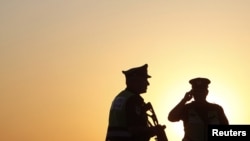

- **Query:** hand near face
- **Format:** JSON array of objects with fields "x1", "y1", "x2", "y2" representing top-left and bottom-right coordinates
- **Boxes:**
[{"x1": 183, "y1": 90, "x2": 193, "y2": 102}]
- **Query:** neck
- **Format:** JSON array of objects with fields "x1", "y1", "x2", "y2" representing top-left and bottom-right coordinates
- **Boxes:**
[{"x1": 125, "y1": 87, "x2": 140, "y2": 95}]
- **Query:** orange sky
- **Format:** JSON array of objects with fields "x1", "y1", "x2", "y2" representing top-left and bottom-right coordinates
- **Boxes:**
[{"x1": 1, "y1": 1, "x2": 250, "y2": 141}]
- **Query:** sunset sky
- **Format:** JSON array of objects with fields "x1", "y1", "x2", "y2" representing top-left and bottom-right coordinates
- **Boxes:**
[{"x1": 1, "y1": 0, "x2": 250, "y2": 141}]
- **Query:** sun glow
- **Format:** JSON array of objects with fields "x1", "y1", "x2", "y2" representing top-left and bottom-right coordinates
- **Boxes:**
[
  {"x1": 206, "y1": 78, "x2": 246, "y2": 124},
  {"x1": 1, "y1": 1, "x2": 250, "y2": 141}
]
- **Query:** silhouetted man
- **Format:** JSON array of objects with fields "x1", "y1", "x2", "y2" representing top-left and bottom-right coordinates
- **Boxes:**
[
  {"x1": 106, "y1": 64, "x2": 164, "y2": 141},
  {"x1": 168, "y1": 77, "x2": 229, "y2": 141}
]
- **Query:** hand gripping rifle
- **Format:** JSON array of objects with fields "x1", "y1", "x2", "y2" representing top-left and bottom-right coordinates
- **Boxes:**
[{"x1": 145, "y1": 102, "x2": 168, "y2": 141}]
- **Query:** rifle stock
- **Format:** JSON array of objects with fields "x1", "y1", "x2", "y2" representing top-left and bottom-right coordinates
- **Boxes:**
[{"x1": 145, "y1": 102, "x2": 168, "y2": 141}]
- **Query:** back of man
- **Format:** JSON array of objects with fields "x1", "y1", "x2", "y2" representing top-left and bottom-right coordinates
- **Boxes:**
[
  {"x1": 106, "y1": 90, "x2": 150, "y2": 141},
  {"x1": 106, "y1": 64, "x2": 161, "y2": 141}
]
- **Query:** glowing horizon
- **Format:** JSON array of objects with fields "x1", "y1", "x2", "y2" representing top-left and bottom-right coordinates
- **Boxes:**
[{"x1": 1, "y1": 1, "x2": 250, "y2": 141}]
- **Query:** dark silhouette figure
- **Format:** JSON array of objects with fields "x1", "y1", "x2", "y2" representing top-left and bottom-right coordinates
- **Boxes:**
[
  {"x1": 105, "y1": 64, "x2": 164, "y2": 141},
  {"x1": 168, "y1": 77, "x2": 229, "y2": 141}
]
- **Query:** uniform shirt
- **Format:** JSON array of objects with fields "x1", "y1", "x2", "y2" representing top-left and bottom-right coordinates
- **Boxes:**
[
  {"x1": 181, "y1": 101, "x2": 228, "y2": 141},
  {"x1": 106, "y1": 89, "x2": 149, "y2": 141}
]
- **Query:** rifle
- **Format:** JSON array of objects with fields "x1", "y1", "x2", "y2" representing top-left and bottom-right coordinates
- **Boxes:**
[{"x1": 145, "y1": 102, "x2": 168, "y2": 141}]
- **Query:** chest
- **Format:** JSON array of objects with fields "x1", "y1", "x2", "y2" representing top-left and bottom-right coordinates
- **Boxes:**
[{"x1": 185, "y1": 108, "x2": 220, "y2": 124}]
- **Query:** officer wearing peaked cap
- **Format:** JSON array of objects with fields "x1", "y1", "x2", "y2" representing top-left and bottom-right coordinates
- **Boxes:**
[
  {"x1": 168, "y1": 77, "x2": 229, "y2": 141},
  {"x1": 105, "y1": 64, "x2": 164, "y2": 141},
  {"x1": 189, "y1": 77, "x2": 210, "y2": 90},
  {"x1": 122, "y1": 64, "x2": 151, "y2": 79}
]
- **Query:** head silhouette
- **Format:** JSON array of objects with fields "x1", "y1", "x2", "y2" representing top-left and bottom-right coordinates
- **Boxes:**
[
  {"x1": 189, "y1": 77, "x2": 210, "y2": 102},
  {"x1": 122, "y1": 64, "x2": 151, "y2": 94}
]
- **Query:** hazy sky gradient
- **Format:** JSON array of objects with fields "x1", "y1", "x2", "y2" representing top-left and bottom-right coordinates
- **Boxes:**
[{"x1": 1, "y1": 0, "x2": 250, "y2": 141}]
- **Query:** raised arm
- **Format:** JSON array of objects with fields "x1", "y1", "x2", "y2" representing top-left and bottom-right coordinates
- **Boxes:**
[{"x1": 168, "y1": 91, "x2": 193, "y2": 122}]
